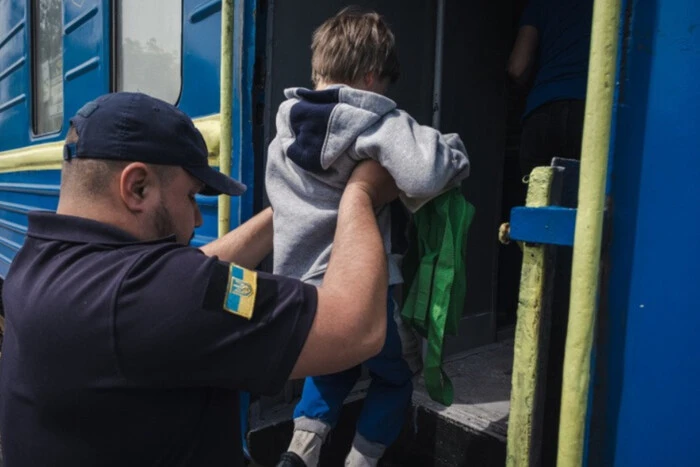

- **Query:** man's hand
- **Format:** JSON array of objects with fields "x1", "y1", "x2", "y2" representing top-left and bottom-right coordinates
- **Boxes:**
[{"x1": 346, "y1": 160, "x2": 398, "y2": 208}]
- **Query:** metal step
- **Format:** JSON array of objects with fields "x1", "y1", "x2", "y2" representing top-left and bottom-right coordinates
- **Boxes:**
[{"x1": 248, "y1": 341, "x2": 512, "y2": 466}]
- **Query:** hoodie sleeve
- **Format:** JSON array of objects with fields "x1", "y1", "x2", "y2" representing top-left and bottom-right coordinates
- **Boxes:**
[{"x1": 353, "y1": 110, "x2": 470, "y2": 208}]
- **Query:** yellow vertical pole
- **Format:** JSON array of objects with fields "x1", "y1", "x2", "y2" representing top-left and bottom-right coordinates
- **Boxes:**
[
  {"x1": 218, "y1": 0, "x2": 234, "y2": 238},
  {"x1": 506, "y1": 167, "x2": 560, "y2": 467},
  {"x1": 557, "y1": 0, "x2": 621, "y2": 465}
]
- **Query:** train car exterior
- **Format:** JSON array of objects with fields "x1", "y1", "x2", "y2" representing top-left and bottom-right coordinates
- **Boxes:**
[{"x1": 0, "y1": 0, "x2": 257, "y2": 280}]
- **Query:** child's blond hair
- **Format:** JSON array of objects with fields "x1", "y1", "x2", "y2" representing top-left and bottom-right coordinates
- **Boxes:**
[{"x1": 311, "y1": 6, "x2": 400, "y2": 87}]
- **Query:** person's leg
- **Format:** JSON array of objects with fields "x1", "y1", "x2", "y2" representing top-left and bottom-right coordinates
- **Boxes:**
[
  {"x1": 285, "y1": 366, "x2": 362, "y2": 466},
  {"x1": 347, "y1": 293, "x2": 420, "y2": 466},
  {"x1": 563, "y1": 99, "x2": 586, "y2": 161},
  {"x1": 519, "y1": 103, "x2": 558, "y2": 177}
]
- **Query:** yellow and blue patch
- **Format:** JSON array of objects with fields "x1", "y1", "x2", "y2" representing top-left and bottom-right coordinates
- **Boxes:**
[{"x1": 223, "y1": 264, "x2": 258, "y2": 320}]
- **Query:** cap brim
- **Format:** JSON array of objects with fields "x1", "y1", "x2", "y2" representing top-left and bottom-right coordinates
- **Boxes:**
[{"x1": 184, "y1": 165, "x2": 247, "y2": 196}]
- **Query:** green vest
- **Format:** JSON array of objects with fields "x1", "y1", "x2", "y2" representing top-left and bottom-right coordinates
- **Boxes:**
[{"x1": 401, "y1": 189, "x2": 476, "y2": 406}]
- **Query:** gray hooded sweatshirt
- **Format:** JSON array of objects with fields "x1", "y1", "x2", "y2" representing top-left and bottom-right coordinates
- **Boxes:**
[{"x1": 265, "y1": 86, "x2": 470, "y2": 285}]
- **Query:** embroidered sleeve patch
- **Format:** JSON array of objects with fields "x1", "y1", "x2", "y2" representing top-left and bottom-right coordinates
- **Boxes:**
[{"x1": 223, "y1": 264, "x2": 258, "y2": 319}]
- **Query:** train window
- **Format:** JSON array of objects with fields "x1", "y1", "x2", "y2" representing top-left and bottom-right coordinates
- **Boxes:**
[
  {"x1": 116, "y1": 0, "x2": 182, "y2": 104},
  {"x1": 32, "y1": 0, "x2": 64, "y2": 135}
]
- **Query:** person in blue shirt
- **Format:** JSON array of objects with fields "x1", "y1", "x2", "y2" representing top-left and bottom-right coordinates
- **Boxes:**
[{"x1": 508, "y1": 0, "x2": 594, "y2": 176}]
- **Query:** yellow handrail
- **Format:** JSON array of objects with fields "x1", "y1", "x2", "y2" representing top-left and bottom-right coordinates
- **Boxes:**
[
  {"x1": 557, "y1": 0, "x2": 621, "y2": 465},
  {"x1": 0, "y1": 115, "x2": 222, "y2": 173},
  {"x1": 218, "y1": 0, "x2": 234, "y2": 238}
]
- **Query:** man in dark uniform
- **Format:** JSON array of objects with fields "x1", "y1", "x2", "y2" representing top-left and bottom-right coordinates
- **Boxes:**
[{"x1": 0, "y1": 92, "x2": 395, "y2": 466}]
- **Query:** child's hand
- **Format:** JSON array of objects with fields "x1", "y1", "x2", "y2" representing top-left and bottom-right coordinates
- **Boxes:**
[{"x1": 347, "y1": 160, "x2": 399, "y2": 208}]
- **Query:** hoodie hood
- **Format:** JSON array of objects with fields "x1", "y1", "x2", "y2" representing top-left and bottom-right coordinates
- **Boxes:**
[{"x1": 279, "y1": 86, "x2": 397, "y2": 173}]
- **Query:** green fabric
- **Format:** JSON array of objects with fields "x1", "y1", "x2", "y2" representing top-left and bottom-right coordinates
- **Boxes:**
[{"x1": 401, "y1": 189, "x2": 475, "y2": 406}]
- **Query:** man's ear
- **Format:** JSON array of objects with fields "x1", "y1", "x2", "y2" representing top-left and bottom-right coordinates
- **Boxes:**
[{"x1": 120, "y1": 162, "x2": 156, "y2": 213}]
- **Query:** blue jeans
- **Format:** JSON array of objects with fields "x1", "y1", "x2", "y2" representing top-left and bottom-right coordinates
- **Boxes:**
[{"x1": 293, "y1": 290, "x2": 416, "y2": 446}]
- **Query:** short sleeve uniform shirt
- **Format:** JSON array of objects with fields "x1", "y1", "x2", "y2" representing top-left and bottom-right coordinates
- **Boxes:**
[{"x1": 0, "y1": 212, "x2": 317, "y2": 466}]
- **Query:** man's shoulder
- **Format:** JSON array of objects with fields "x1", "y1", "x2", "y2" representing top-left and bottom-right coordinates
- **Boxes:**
[
  {"x1": 5, "y1": 234, "x2": 144, "y2": 293},
  {"x1": 117, "y1": 243, "x2": 215, "y2": 291},
  {"x1": 6, "y1": 236, "x2": 207, "y2": 307}
]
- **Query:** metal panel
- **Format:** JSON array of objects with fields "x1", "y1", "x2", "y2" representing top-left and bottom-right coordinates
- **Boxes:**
[
  {"x1": 588, "y1": 0, "x2": 700, "y2": 465},
  {"x1": 62, "y1": 0, "x2": 111, "y2": 137},
  {"x1": 181, "y1": 0, "x2": 256, "y2": 228},
  {"x1": 509, "y1": 207, "x2": 577, "y2": 246},
  {"x1": 0, "y1": 170, "x2": 60, "y2": 276},
  {"x1": 440, "y1": 0, "x2": 512, "y2": 352},
  {"x1": 0, "y1": 0, "x2": 30, "y2": 149},
  {"x1": 181, "y1": 0, "x2": 224, "y2": 117},
  {"x1": 231, "y1": 0, "x2": 256, "y2": 224}
]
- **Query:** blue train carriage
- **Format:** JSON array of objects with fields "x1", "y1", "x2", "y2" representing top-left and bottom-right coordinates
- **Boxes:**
[{"x1": 0, "y1": 0, "x2": 258, "y2": 327}]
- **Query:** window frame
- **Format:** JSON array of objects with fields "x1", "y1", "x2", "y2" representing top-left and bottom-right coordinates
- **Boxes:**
[
  {"x1": 30, "y1": 0, "x2": 65, "y2": 136},
  {"x1": 111, "y1": 0, "x2": 184, "y2": 105}
]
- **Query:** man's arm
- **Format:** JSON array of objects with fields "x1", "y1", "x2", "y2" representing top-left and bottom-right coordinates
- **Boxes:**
[
  {"x1": 199, "y1": 207, "x2": 273, "y2": 269},
  {"x1": 508, "y1": 25, "x2": 539, "y2": 86},
  {"x1": 289, "y1": 161, "x2": 397, "y2": 378}
]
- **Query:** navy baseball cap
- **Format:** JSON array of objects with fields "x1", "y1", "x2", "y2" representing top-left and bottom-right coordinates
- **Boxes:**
[{"x1": 63, "y1": 92, "x2": 246, "y2": 197}]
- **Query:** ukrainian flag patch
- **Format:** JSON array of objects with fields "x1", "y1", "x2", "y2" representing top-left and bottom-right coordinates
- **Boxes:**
[{"x1": 223, "y1": 264, "x2": 258, "y2": 319}]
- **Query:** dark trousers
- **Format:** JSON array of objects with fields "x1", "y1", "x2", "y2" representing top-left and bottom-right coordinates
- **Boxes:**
[{"x1": 519, "y1": 99, "x2": 585, "y2": 177}]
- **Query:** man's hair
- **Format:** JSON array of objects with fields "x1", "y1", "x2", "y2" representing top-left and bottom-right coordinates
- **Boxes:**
[
  {"x1": 61, "y1": 125, "x2": 175, "y2": 197},
  {"x1": 311, "y1": 6, "x2": 400, "y2": 87}
]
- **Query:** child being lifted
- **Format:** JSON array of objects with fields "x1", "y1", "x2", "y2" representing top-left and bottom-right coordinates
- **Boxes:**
[{"x1": 266, "y1": 7, "x2": 471, "y2": 467}]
